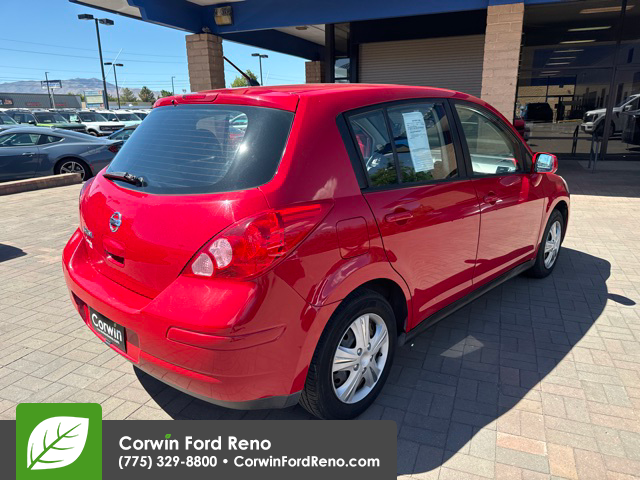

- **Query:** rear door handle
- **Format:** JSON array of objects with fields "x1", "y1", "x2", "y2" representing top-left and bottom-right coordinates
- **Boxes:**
[
  {"x1": 21, "y1": 152, "x2": 35, "y2": 156},
  {"x1": 385, "y1": 211, "x2": 414, "y2": 223},
  {"x1": 483, "y1": 193, "x2": 499, "y2": 205}
]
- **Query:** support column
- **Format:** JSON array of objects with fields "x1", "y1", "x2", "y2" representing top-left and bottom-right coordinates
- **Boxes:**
[
  {"x1": 186, "y1": 33, "x2": 225, "y2": 91},
  {"x1": 480, "y1": 2, "x2": 524, "y2": 120},
  {"x1": 305, "y1": 61, "x2": 325, "y2": 83}
]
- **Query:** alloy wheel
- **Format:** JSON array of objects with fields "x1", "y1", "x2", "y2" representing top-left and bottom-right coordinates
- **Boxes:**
[
  {"x1": 332, "y1": 313, "x2": 389, "y2": 404},
  {"x1": 59, "y1": 161, "x2": 87, "y2": 181},
  {"x1": 544, "y1": 220, "x2": 562, "y2": 268}
]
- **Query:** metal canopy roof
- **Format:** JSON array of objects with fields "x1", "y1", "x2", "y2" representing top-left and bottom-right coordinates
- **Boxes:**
[{"x1": 69, "y1": 0, "x2": 563, "y2": 59}]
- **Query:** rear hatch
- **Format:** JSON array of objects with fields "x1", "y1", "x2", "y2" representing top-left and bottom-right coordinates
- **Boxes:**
[{"x1": 80, "y1": 102, "x2": 294, "y2": 298}]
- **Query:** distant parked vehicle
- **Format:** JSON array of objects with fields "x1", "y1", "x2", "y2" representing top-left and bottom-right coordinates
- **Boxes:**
[
  {"x1": 130, "y1": 109, "x2": 150, "y2": 120},
  {"x1": 108, "y1": 125, "x2": 137, "y2": 142},
  {"x1": 0, "y1": 112, "x2": 19, "y2": 132},
  {"x1": 522, "y1": 103, "x2": 553, "y2": 122},
  {"x1": 6, "y1": 109, "x2": 88, "y2": 133},
  {"x1": 513, "y1": 118, "x2": 530, "y2": 141},
  {"x1": 77, "y1": 111, "x2": 124, "y2": 136},
  {"x1": 0, "y1": 126, "x2": 121, "y2": 182},
  {"x1": 99, "y1": 110, "x2": 142, "y2": 127},
  {"x1": 581, "y1": 93, "x2": 640, "y2": 135}
]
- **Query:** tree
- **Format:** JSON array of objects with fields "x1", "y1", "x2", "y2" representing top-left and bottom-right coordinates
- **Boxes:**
[
  {"x1": 160, "y1": 89, "x2": 173, "y2": 98},
  {"x1": 231, "y1": 69, "x2": 258, "y2": 88},
  {"x1": 120, "y1": 88, "x2": 137, "y2": 102},
  {"x1": 138, "y1": 86, "x2": 156, "y2": 103}
]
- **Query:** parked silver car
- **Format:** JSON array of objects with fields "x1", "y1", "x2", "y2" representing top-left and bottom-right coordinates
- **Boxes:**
[
  {"x1": 0, "y1": 126, "x2": 122, "y2": 182},
  {"x1": 0, "y1": 112, "x2": 19, "y2": 132}
]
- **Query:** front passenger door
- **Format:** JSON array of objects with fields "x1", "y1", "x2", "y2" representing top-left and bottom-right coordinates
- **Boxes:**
[
  {"x1": 453, "y1": 103, "x2": 545, "y2": 286},
  {"x1": 0, "y1": 132, "x2": 40, "y2": 181}
]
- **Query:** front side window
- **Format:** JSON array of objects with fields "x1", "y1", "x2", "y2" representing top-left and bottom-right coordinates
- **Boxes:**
[
  {"x1": 348, "y1": 110, "x2": 397, "y2": 187},
  {"x1": 454, "y1": 104, "x2": 522, "y2": 176},
  {"x1": 387, "y1": 103, "x2": 458, "y2": 183},
  {"x1": 0, "y1": 133, "x2": 40, "y2": 147}
]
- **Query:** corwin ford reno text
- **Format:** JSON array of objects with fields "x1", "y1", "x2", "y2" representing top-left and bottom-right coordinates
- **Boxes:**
[{"x1": 63, "y1": 85, "x2": 569, "y2": 419}]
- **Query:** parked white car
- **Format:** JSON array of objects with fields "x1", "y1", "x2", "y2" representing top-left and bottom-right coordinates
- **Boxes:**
[
  {"x1": 130, "y1": 109, "x2": 151, "y2": 120},
  {"x1": 77, "y1": 111, "x2": 124, "y2": 136},
  {"x1": 581, "y1": 93, "x2": 640, "y2": 135},
  {"x1": 99, "y1": 110, "x2": 143, "y2": 127}
]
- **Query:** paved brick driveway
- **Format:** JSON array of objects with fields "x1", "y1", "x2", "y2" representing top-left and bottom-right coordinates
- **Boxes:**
[{"x1": 1, "y1": 161, "x2": 639, "y2": 479}]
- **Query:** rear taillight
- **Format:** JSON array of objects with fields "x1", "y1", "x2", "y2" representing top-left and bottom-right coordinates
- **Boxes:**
[
  {"x1": 185, "y1": 202, "x2": 332, "y2": 280},
  {"x1": 108, "y1": 143, "x2": 122, "y2": 154}
]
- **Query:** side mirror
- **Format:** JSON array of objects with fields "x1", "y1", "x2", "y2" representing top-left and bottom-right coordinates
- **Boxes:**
[
  {"x1": 28, "y1": 120, "x2": 36, "y2": 125},
  {"x1": 533, "y1": 152, "x2": 557, "y2": 174}
]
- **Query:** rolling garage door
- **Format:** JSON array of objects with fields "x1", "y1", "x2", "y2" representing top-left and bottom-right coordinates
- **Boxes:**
[{"x1": 359, "y1": 35, "x2": 485, "y2": 97}]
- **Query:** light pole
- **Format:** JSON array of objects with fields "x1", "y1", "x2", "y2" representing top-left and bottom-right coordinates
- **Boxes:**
[
  {"x1": 78, "y1": 14, "x2": 114, "y2": 109},
  {"x1": 251, "y1": 53, "x2": 268, "y2": 86},
  {"x1": 171, "y1": 76, "x2": 175, "y2": 95},
  {"x1": 104, "y1": 62, "x2": 123, "y2": 109},
  {"x1": 44, "y1": 72, "x2": 55, "y2": 109}
]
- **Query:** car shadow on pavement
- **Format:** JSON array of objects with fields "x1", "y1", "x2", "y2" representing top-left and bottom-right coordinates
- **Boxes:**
[
  {"x1": 136, "y1": 247, "x2": 615, "y2": 477},
  {"x1": 0, "y1": 244, "x2": 26, "y2": 263}
]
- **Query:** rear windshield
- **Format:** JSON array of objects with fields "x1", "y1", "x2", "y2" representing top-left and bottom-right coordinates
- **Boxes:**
[{"x1": 105, "y1": 104, "x2": 294, "y2": 194}]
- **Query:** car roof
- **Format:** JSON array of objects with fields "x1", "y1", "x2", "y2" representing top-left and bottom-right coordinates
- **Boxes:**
[
  {"x1": 0, "y1": 126, "x2": 65, "y2": 134},
  {"x1": 154, "y1": 83, "x2": 487, "y2": 114}
]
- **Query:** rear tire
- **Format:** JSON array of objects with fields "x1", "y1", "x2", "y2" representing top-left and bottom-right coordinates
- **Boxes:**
[
  {"x1": 55, "y1": 158, "x2": 92, "y2": 181},
  {"x1": 300, "y1": 289, "x2": 396, "y2": 419},
  {"x1": 527, "y1": 209, "x2": 564, "y2": 278}
]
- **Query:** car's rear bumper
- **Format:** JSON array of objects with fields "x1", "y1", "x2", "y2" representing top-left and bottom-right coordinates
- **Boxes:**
[{"x1": 62, "y1": 228, "x2": 328, "y2": 408}]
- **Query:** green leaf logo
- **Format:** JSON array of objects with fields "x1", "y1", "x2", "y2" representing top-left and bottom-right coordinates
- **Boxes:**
[{"x1": 26, "y1": 417, "x2": 89, "y2": 470}]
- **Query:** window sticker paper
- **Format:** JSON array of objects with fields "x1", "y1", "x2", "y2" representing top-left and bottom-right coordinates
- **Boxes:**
[{"x1": 402, "y1": 111, "x2": 434, "y2": 172}]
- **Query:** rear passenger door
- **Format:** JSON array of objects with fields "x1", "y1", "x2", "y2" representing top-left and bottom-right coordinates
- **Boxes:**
[
  {"x1": 346, "y1": 100, "x2": 481, "y2": 330},
  {"x1": 452, "y1": 102, "x2": 545, "y2": 286}
]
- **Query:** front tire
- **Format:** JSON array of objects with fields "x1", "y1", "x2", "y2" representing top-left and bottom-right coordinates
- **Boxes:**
[
  {"x1": 300, "y1": 289, "x2": 397, "y2": 419},
  {"x1": 528, "y1": 209, "x2": 564, "y2": 278}
]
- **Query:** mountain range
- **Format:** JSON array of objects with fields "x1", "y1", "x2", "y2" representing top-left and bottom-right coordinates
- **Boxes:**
[{"x1": 0, "y1": 77, "x2": 165, "y2": 98}]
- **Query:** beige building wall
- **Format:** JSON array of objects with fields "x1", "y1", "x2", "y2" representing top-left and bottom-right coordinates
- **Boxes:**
[
  {"x1": 305, "y1": 61, "x2": 325, "y2": 83},
  {"x1": 480, "y1": 2, "x2": 524, "y2": 120},
  {"x1": 186, "y1": 33, "x2": 226, "y2": 92}
]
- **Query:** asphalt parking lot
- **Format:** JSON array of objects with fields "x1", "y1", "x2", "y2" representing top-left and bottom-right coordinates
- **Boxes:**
[{"x1": 1, "y1": 160, "x2": 639, "y2": 479}]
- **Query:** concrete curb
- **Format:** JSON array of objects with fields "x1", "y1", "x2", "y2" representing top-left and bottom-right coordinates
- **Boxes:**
[{"x1": 0, "y1": 173, "x2": 82, "y2": 196}]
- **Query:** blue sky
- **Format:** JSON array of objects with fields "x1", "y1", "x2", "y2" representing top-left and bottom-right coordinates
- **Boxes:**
[{"x1": 0, "y1": 0, "x2": 306, "y2": 92}]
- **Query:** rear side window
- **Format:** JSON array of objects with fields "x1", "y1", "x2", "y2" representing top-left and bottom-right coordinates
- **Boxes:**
[
  {"x1": 348, "y1": 110, "x2": 397, "y2": 187},
  {"x1": 106, "y1": 104, "x2": 294, "y2": 194},
  {"x1": 387, "y1": 103, "x2": 457, "y2": 183},
  {"x1": 40, "y1": 135, "x2": 63, "y2": 145}
]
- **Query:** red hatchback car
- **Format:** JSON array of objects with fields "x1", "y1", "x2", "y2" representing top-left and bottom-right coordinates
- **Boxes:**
[{"x1": 63, "y1": 84, "x2": 569, "y2": 419}]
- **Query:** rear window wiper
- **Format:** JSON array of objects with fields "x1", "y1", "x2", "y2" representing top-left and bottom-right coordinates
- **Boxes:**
[{"x1": 103, "y1": 171, "x2": 145, "y2": 187}]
